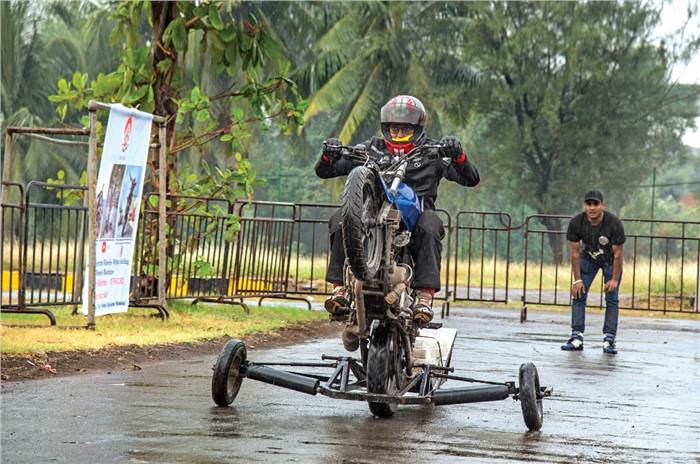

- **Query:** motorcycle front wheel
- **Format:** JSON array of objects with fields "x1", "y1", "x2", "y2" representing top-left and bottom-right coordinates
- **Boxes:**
[{"x1": 341, "y1": 166, "x2": 384, "y2": 281}]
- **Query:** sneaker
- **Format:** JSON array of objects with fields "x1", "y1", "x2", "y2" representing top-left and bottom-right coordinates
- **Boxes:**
[
  {"x1": 603, "y1": 334, "x2": 617, "y2": 354},
  {"x1": 324, "y1": 286, "x2": 350, "y2": 316},
  {"x1": 412, "y1": 290, "x2": 434, "y2": 324},
  {"x1": 561, "y1": 333, "x2": 584, "y2": 351}
]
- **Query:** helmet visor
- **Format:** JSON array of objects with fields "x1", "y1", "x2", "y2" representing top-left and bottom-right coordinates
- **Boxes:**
[{"x1": 388, "y1": 125, "x2": 415, "y2": 142}]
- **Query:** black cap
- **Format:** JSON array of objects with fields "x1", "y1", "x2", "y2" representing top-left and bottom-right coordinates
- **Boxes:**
[{"x1": 583, "y1": 190, "x2": 604, "y2": 203}]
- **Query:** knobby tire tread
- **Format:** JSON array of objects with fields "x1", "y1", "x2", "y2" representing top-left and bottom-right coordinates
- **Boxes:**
[{"x1": 342, "y1": 167, "x2": 377, "y2": 281}]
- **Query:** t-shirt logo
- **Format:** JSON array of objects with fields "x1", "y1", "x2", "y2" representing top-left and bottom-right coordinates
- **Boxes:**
[{"x1": 599, "y1": 236, "x2": 609, "y2": 245}]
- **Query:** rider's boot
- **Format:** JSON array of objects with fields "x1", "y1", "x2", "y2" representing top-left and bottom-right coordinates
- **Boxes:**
[
  {"x1": 325, "y1": 285, "x2": 350, "y2": 318},
  {"x1": 341, "y1": 327, "x2": 360, "y2": 352},
  {"x1": 412, "y1": 289, "x2": 435, "y2": 325}
]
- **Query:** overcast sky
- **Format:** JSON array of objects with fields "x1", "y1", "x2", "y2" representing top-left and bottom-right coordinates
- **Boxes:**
[{"x1": 658, "y1": 0, "x2": 700, "y2": 147}]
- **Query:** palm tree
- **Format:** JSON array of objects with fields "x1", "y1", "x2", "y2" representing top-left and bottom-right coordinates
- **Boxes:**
[
  {"x1": 1, "y1": 1, "x2": 119, "y2": 187},
  {"x1": 264, "y1": 2, "x2": 480, "y2": 145},
  {"x1": 248, "y1": 2, "x2": 482, "y2": 203}
]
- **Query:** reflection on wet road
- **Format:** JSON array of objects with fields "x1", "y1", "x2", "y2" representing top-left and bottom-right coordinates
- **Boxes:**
[{"x1": 2, "y1": 307, "x2": 699, "y2": 463}]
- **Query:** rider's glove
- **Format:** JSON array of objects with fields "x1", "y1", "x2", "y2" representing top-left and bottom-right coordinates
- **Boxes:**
[
  {"x1": 322, "y1": 138, "x2": 343, "y2": 162},
  {"x1": 440, "y1": 136, "x2": 466, "y2": 164}
]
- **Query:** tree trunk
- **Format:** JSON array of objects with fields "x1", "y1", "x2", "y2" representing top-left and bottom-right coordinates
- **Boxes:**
[
  {"x1": 150, "y1": 1, "x2": 178, "y2": 188},
  {"x1": 145, "y1": 2, "x2": 179, "y2": 296},
  {"x1": 538, "y1": 215, "x2": 565, "y2": 265}
]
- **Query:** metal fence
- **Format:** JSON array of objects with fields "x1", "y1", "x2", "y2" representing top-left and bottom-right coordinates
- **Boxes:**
[
  {"x1": 452, "y1": 211, "x2": 512, "y2": 305},
  {"x1": 3, "y1": 192, "x2": 699, "y2": 324},
  {"x1": 1, "y1": 182, "x2": 25, "y2": 309},
  {"x1": 22, "y1": 182, "x2": 87, "y2": 307},
  {"x1": 132, "y1": 196, "x2": 308, "y2": 312},
  {"x1": 522, "y1": 214, "x2": 700, "y2": 313}
]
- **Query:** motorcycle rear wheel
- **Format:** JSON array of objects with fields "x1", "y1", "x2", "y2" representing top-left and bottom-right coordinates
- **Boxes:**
[{"x1": 366, "y1": 323, "x2": 405, "y2": 418}]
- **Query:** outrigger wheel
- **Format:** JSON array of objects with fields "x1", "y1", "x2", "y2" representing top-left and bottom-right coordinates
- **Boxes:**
[
  {"x1": 518, "y1": 362, "x2": 544, "y2": 431},
  {"x1": 212, "y1": 339, "x2": 247, "y2": 407}
]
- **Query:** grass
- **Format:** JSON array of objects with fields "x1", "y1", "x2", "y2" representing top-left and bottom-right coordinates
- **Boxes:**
[
  {"x1": 507, "y1": 258, "x2": 698, "y2": 296},
  {"x1": 0, "y1": 300, "x2": 326, "y2": 355},
  {"x1": 456, "y1": 299, "x2": 700, "y2": 320},
  {"x1": 289, "y1": 255, "x2": 698, "y2": 297}
]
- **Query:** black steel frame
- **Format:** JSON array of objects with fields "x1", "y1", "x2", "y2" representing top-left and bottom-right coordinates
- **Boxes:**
[{"x1": 239, "y1": 356, "x2": 552, "y2": 406}]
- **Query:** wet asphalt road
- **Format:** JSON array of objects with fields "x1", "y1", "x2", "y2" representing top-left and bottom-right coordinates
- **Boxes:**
[{"x1": 2, "y1": 306, "x2": 699, "y2": 463}]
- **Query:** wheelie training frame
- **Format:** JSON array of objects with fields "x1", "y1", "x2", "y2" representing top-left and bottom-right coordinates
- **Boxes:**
[{"x1": 211, "y1": 339, "x2": 553, "y2": 431}]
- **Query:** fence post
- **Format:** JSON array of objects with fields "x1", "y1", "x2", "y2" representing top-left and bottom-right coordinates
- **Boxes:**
[
  {"x1": 158, "y1": 122, "x2": 167, "y2": 308},
  {"x1": 0, "y1": 133, "x2": 14, "y2": 241},
  {"x1": 692, "y1": 246, "x2": 700, "y2": 313},
  {"x1": 2, "y1": 133, "x2": 13, "y2": 192},
  {"x1": 86, "y1": 103, "x2": 98, "y2": 328}
]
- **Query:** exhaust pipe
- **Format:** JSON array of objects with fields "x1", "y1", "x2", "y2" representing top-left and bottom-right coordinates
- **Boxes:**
[
  {"x1": 245, "y1": 365, "x2": 319, "y2": 395},
  {"x1": 432, "y1": 385, "x2": 510, "y2": 406}
]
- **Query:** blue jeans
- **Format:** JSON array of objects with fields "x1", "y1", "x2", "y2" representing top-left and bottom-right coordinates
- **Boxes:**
[{"x1": 571, "y1": 258, "x2": 620, "y2": 337}]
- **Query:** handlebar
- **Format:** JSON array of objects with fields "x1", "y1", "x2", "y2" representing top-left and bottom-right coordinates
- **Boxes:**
[
  {"x1": 322, "y1": 141, "x2": 446, "y2": 164},
  {"x1": 322, "y1": 140, "x2": 452, "y2": 196}
]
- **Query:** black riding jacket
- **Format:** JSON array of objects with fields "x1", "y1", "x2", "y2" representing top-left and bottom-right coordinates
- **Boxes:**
[{"x1": 314, "y1": 136, "x2": 480, "y2": 211}]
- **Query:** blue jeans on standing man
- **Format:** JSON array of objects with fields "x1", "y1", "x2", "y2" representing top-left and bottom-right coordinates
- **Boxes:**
[{"x1": 572, "y1": 258, "x2": 621, "y2": 336}]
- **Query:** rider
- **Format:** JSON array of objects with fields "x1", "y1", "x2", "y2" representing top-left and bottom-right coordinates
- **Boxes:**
[{"x1": 315, "y1": 95, "x2": 480, "y2": 327}]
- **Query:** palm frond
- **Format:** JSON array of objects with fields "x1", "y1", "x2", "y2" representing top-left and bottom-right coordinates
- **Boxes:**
[
  {"x1": 302, "y1": 48, "x2": 376, "y2": 128},
  {"x1": 292, "y1": 10, "x2": 369, "y2": 93},
  {"x1": 337, "y1": 63, "x2": 384, "y2": 143},
  {"x1": 425, "y1": 53, "x2": 481, "y2": 87}
]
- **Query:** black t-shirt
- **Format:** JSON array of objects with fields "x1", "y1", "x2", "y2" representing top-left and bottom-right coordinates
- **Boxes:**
[{"x1": 566, "y1": 211, "x2": 626, "y2": 264}]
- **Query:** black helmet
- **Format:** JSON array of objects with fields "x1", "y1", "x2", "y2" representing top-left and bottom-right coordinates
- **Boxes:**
[{"x1": 380, "y1": 95, "x2": 426, "y2": 153}]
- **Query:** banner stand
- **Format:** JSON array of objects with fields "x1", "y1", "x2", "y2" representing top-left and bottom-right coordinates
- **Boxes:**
[{"x1": 85, "y1": 100, "x2": 167, "y2": 329}]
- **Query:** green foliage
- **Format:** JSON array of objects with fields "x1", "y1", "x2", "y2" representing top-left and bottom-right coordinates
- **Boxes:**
[
  {"x1": 49, "y1": 1, "x2": 306, "y2": 199},
  {"x1": 45, "y1": 170, "x2": 88, "y2": 206},
  {"x1": 38, "y1": 1, "x2": 312, "y2": 281},
  {"x1": 2, "y1": 2, "x2": 118, "y2": 191},
  {"x1": 262, "y1": 2, "x2": 480, "y2": 146},
  {"x1": 456, "y1": 2, "x2": 699, "y2": 215},
  {"x1": 193, "y1": 257, "x2": 213, "y2": 278},
  {"x1": 6, "y1": 1, "x2": 700, "y2": 231}
]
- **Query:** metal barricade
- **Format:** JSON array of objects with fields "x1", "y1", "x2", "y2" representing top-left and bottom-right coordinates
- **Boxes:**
[
  {"x1": 134, "y1": 193, "x2": 235, "y2": 302},
  {"x1": 233, "y1": 201, "x2": 311, "y2": 308},
  {"x1": 619, "y1": 218, "x2": 700, "y2": 313},
  {"x1": 22, "y1": 182, "x2": 88, "y2": 308},
  {"x1": 5, "y1": 187, "x2": 699, "y2": 321},
  {"x1": 288, "y1": 203, "x2": 338, "y2": 297},
  {"x1": 521, "y1": 214, "x2": 572, "y2": 311},
  {"x1": 452, "y1": 211, "x2": 512, "y2": 305},
  {"x1": 0, "y1": 182, "x2": 88, "y2": 324},
  {"x1": 138, "y1": 197, "x2": 309, "y2": 311},
  {"x1": 521, "y1": 215, "x2": 700, "y2": 314},
  {"x1": 1, "y1": 182, "x2": 26, "y2": 308},
  {"x1": 434, "y1": 208, "x2": 453, "y2": 316}
]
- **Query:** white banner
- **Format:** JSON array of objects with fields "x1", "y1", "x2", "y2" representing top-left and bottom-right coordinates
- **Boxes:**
[{"x1": 83, "y1": 104, "x2": 153, "y2": 316}]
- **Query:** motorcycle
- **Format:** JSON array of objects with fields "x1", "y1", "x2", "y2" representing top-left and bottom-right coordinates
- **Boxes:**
[
  {"x1": 329, "y1": 141, "x2": 449, "y2": 417},
  {"x1": 210, "y1": 142, "x2": 551, "y2": 429}
]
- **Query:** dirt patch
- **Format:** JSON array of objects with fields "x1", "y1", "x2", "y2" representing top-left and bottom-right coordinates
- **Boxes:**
[{"x1": 0, "y1": 320, "x2": 341, "y2": 383}]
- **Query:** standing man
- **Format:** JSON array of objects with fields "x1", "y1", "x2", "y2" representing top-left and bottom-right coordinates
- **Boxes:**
[{"x1": 561, "y1": 190, "x2": 626, "y2": 354}]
